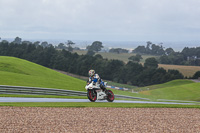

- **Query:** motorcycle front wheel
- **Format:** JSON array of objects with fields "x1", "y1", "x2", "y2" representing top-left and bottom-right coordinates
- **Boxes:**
[
  {"x1": 87, "y1": 90, "x2": 97, "y2": 102},
  {"x1": 106, "y1": 90, "x2": 115, "y2": 102}
]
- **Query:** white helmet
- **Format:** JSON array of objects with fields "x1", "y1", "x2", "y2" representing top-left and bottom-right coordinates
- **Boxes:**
[{"x1": 88, "y1": 69, "x2": 95, "y2": 77}]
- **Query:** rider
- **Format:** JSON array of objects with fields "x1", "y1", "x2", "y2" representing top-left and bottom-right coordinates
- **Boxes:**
[{"x1": 87, "y1": 69, "x2": 106, "y2": 92}]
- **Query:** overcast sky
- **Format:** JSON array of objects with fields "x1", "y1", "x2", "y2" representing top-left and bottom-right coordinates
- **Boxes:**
[{"x1": 0, "y1": 0, "x2": 200, "y2": 42}]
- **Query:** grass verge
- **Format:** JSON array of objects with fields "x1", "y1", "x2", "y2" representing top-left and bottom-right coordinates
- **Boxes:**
[{"x1": 0, "y1": 102, "x2": 200, "y2": 108}]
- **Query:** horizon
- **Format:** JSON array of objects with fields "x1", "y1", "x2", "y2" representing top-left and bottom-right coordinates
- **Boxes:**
[{"x1": 1, "y1": 37, "x2": 200, "y2": 52}]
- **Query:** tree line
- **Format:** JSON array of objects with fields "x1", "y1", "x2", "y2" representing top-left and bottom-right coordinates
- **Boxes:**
[
  {"x1": 0, "y1": 39, "x2": 189, "y2": 86},
  {"x1": 132, "y1": 41, "x2": 173, "y2": 56},
  {"x1": 130, "y1": 41, "x2": 200, "y2": 66},
  {"x1": 159, "y1": 47, "x2": 200, "y2": 66}
]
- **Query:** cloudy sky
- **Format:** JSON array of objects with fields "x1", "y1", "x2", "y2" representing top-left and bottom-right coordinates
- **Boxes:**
[{"x1": 0, "y1": 0, "x2": 200, "y2": 42}]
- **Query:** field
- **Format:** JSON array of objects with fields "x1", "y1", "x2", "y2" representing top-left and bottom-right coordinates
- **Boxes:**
[
  {"x1": 73, "y1": 50, "x2": 158, "y2": 63},
  {"x1": 159, "y1": 64, "x2": 200, "y2": 77},
  {"x1": 74, "y1": 50, "x2": 200, "y2": 77}
]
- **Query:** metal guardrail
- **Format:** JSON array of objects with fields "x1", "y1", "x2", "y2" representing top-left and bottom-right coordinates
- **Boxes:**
[
  {"x1": 0, "y1": 85, "x2": 87, "y2": 96},
  {"x1": 0, "y1": 85, "x2": 149, "y2": 100},
  {"x1": 107, "y1": 85, "x2": 129, "y2": 91},
  {"x1": 115, "y1": 95, "x2": 149, "y2": 100}
]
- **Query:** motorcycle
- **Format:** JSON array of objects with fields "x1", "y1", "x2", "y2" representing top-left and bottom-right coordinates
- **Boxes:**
[{"x1": 85, "y1": 81, "x2": 115, "y2": 102}]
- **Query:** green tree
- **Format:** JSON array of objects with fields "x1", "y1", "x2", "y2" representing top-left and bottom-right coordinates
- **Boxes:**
[
  {"x1": 144, "y1": 57, "x2": 158, "y2": 68},
  {"x1": 109, "y1": 48, "x2": 129, "y2": 54},
  {"x1": 103, "y1": 59, "x2": 124, "y2": 80},
  {"x1": 22, "y1": 41, "x2": 32, "y2": 45},
  {"x1": 57, "y1": 43, "x2": 66, "y2": 49},
  {"x1": 159, "y1": 55, "x2": 171, "y2": 64},
  {"x1": 41, "y1": 41, "x2": 48, "y2": 48},
  {"x1": 132, "y1": 46, "x2": 146, "y2": 54},
  {"x1": 124, "y1": 61, "x2": 143, "y2": 85},
  {"x1": 0, "y1": 38, "x2": 187, "y2": 86},
  {"x1": 13, "y1": 37, "x2": 22, "y2": 44},
  {"x1": 33, "y1": 41, "x2": 40, "y2": 47},
  {"x1": 86, "y1": 50, "x2": 95, "y2": 56},
  {"x1": 94, "y1": 54, "x2": 103, "y2": 59},
  {"x1": 165, "y1": 48, "x2": 174, "y2": 55},
  {"x1": 151, "y1": 44, "x2": 165, "y2": 55},
  {"x1": 168, "y1": 69, "x2": 184, "y2": 79},
  {"x1": 192, "y1": 71, "x2": 200, "y2": 79},
  {"x1": 87, "y1": 41, "x2": 103, "y2": 52},
  {"x1": 146, "y1": 41, "x2": 152, "y2": 54},
  {"x1": 66, "y1": 40, "x2": 75, "y2": 52},
  {"x1": 128, "y1": 54, "x2": 143, "y2": 62}
]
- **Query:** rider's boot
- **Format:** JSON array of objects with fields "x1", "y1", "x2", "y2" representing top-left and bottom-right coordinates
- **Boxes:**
[
  {"x1": 103, "y1": 87, "x2": 107, "y2": 94},
  {"x1": 100, "y1": 84, "x2": 107, "y2": 93}
]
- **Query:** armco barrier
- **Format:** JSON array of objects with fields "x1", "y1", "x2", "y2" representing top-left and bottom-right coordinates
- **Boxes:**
[
  {"x1": 107, "y1": 85, "x2": 129, "y2": 91},
  {"x1": 0, "y1": 85, "x2": 149, "y2": 100},
  {"x1": 0, "y1": 85, "x2": 86, "y2": 96}
]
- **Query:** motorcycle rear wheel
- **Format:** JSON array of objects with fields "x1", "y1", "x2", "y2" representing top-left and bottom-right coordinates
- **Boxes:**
[
  {"x1": 106, "y1": 90, "x2": 115, "y2": 102},
  {"x1": 87, "y1": 90, "x2": 97, "y2": 102}
]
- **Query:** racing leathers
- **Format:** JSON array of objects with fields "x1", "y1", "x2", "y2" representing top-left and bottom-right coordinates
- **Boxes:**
[{"x1": 87, "y1": 74, "x2": 106, "y2": 91}]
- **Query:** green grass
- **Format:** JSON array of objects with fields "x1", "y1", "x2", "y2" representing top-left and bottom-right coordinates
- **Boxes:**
[
  {"x1": 139, "y1": 80, "x2": 200, "y2": 101},
  {"x1": 148, "y1": 82, "x2": 200, "y2": 101},
  {"x1": 1, "y1": 56, "x2": 200, "y2": 103},
  {"x1": 0, "y1": 56, "x2": 139, "y2": 99},
  {"x1": 137, "y1": 79, "x2": 194, "y2": 91},
  {"x1": 98, "y1": 79, "x2": 200, "y2": 102},
  {"x1": 106, "y1": 81, "x2": 138, "y2": 90},
  {"x1": 0, "y1": 102, "x2": 199, "y2": 108},
  {"x1": 0, "y1": 56, "x2": 86, "y2": 91}
]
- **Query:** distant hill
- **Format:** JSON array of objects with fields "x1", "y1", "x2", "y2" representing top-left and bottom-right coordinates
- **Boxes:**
[{"x1": 0, "y1": 56, "x2": 86, "y2": 91}]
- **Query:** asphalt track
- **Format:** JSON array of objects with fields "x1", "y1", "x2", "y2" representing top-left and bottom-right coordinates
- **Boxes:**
[{"x1": 0, "y1": 97, "x2": 195, "y2": 105}]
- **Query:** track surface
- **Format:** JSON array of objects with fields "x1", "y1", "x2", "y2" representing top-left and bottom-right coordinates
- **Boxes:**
[
  {"x1": 0, "y1": 97, "x2": 195, "y2": 105},
  {"x1": 1, "y1": 107, "x2": 200, "y2": 132}
]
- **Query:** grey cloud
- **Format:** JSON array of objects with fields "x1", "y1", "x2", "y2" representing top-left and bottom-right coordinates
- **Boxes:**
[{"x1": 0, "y1": 0, "x2": 200, "y2": 41}]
